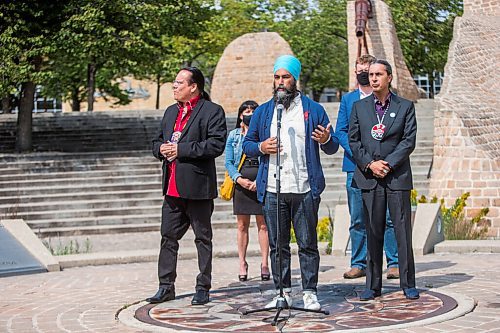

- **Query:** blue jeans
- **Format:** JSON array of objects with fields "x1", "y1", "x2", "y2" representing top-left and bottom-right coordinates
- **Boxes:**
[
  {"x1": 346, "y1": 172, "x2": 398, "y2": 270},
  {"x1": 263, "y1": 191, "x2": 320, "y2": 292}
]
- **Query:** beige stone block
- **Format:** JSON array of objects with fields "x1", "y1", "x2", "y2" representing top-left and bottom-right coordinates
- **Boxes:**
[
  {"x1": 482, "y1": 188, "x2": 498, "y2": 197},
  {"x1": 457, "y1": 181, "x2": 473, "y2": 187},
  {"x1": 486, "y1": 208, "x2": 499, "y2": 218},
  {"x1": 470, "y1": 172, "x2": 482, "y2": 180},
  {"x1": 471, "y1": 160, "x2": 481, "y2": 170},
  {"x1": 473, "y1": 181, "x2": 487, "y2": 188},
  {"x1": 469, "y1": 189, "x2": 482, "y2": 196},
  {"x1": 472, "y1": 198, "x2": 492, "y2": 208}
]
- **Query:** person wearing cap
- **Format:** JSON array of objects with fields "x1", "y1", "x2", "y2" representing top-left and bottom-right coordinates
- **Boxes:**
[
  {"x1": 348, "y1": 59, "x2": 419, "y2": 301},
  {"x1": 243, "y1": 55, "x2": 339, "y2": 310}
]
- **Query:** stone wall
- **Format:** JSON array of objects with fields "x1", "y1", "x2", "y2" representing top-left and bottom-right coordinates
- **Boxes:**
[
  {"x1": 210, "y1": 32, "x2": 293, "y2": 114},
  {"x1": 430, "y1": 1, "x2": 500, "y2": 237},
  {"x1": 347, "y1": 0, "x2": 419, "y2": 101},
  {"x1": 464, "y1": 0, "x2": 500, "y2": 15}
]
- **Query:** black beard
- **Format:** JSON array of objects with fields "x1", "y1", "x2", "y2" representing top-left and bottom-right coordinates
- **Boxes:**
[{"x1": 273, "y1": 83, "x2": 298, "y2": 109}]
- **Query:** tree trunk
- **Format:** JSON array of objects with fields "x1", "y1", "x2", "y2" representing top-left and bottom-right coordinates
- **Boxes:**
[
  {"x1": 71, "y1": 87, "x2": 81, "y2": 111},
  {"x1": 16, "y1": 56, "x2": 42, "y2": 152},
  {"x1": 2, "y1": 97, "x2": 10, "y2": 113},
  {"x1": 312, "y1": 89, "x2": 322, "y2": 102},
  {"x1": 87, "y1": 62, "x2": 96, "y2": 111},
  {"x1": 16, "y1": 81, "x2": 36, "y2": 152},
  {"x1": 155, "y1": 74, "x2": 161, "y2": 109},
  {"x1": 428, "y1": 72, "x2": 435, "y2": 99}
]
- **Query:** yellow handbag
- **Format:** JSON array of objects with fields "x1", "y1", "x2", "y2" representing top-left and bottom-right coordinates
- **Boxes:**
[{"x1": 220, "y1": 153, "x2": 246, "y2": 201}]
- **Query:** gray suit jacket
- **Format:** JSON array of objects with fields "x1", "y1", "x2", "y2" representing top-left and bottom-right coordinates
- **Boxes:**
[{"x1": 348, "y1": 93, "x2": 417, "y2": 190}]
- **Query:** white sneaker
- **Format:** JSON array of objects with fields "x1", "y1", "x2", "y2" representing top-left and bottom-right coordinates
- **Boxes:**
[
  {"x1": 303, "y1": 292, "x2": 321, "y2": 310},
  {"x1": 265, "y1": 292, "x2": 293, "y2": 309}
]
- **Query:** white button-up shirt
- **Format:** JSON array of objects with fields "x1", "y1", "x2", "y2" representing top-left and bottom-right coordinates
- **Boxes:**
[{"x1": 267, "y1": 94, "x2": 310, "y2": 194}]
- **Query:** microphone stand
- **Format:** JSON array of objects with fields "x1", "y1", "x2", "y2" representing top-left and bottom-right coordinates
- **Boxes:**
[{"x1": 241, "y1": 100, "x2": 329, "y2": 327}]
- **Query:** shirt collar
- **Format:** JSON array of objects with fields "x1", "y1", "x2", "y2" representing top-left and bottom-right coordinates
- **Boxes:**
[
  {"x1": 359, "y1": 88, "x2": 372, "y2": 99},
  {"x1": 374, "y1": 91, "x2": 392, "y2": 106},
  {"x1": 177, "y1": 94, "x2": 201, "y2": 111}
]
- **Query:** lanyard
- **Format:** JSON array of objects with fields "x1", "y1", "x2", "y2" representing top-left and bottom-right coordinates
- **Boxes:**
[{"x1": 376, "y1": 108, "x2": 388, "y2": 125}]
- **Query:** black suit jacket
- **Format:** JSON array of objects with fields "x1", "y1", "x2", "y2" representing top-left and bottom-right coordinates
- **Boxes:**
[
  {"x1": 348, "y1": 93, "x2": 417, "y2": 190},
  {"x1": 152, "y1": 98, "x2": 227, "y2": 199}
]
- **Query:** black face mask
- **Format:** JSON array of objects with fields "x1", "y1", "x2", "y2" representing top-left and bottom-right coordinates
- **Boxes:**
[
  {"x1": 357, "y1": 72, "x2": 370, "y2": 86},
  {"x1": 242, "y1": 114, "x2": 252, "y2": 126}
]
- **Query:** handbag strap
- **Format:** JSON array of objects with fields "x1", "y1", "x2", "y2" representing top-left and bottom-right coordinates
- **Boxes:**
[{"x1": 237, "y1": 154, "x2": 246, "y2": 171}]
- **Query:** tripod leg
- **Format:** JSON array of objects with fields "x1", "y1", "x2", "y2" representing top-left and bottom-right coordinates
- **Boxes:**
[
  {"x1": 288, "y1": 306, "x2": 329, "y2": 315},
  {"x1": 271, "y1": 307, "x2": 284, "y2": 326}
]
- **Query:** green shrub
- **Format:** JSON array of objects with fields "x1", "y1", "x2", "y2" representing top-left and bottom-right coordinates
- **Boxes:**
[
  {"x1": 412, "y1": 190, "x2": 489, "y2": 240},
  {"x1": 43, "y1": 237, "x2": 92, "y2": 256}
]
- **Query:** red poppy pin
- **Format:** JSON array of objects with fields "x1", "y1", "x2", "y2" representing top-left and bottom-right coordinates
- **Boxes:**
[{"x1": 304, "y1": 110, "x2": 309, "y2": 122}]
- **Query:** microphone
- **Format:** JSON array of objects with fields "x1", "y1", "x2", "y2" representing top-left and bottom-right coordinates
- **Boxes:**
[{"x1": 276, "y1": 91, "x2": 286, "y2": 122}]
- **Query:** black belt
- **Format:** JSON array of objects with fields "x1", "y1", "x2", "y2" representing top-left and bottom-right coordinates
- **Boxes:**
[{"x1": 243, "y1": 159, "x2": 259, "y2": 166}]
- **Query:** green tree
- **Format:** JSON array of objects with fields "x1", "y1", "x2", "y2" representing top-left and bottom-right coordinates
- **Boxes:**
[
  {"x1": 50, "y1": 0, "x2": 143, "y2": 112},
  {"x1": 0, "y1": 1, "x2": 67, "y2": 152},
  {"x1": 274, "y1": 0, "x2": 348, "y2": 100},
  {"x1": 386, "y1": 0, "x2": 463, "y2": 98},
  {"x1": 131, "y1": 0, "x2": 212, "y2": 109}
]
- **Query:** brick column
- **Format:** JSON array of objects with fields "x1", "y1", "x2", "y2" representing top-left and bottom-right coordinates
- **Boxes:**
[{"x1": 431, "y1": 1, "x2": 500, "y2": 237}]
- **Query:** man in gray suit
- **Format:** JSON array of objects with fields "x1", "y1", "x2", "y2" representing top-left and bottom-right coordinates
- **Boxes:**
[{"x1": 348, "y1": 59, "x2": 419, "y2": 301}]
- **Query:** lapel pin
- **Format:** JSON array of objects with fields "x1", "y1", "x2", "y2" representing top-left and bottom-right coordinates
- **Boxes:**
[{"x1": 390, "y1": 112, "x2": 396, "y2": 118}]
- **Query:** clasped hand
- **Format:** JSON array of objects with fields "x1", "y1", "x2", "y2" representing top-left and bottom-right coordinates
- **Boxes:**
[
  {"x1": 370, "y1": 160, "x2": 391, "y2": 178},
  {"x1": 160, "y1": 142, "x2": 178, "y2": 160},
  {"x1": 237, "y1": 177, "x2": 256, "y2": 191}
]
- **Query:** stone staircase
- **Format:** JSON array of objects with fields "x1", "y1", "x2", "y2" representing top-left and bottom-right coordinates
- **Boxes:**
[{"x1": 0, "y1": 100, "x2": 435, "y2": 244}]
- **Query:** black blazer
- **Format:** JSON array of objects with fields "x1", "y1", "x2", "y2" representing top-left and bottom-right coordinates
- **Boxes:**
[
  {"x1": 348, "y1": 93, "x2": 417, "y2": 190},
  {"x1": 152, "y1": 98, "x2": 227, "y2": 199}
]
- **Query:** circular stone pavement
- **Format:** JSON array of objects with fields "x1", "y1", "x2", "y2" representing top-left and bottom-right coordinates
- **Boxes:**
[{"x1": 119, "y1": 284, "x2": 475, "y2": 332}]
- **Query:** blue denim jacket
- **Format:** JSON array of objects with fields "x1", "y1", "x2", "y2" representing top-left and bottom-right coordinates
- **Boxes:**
[
  {"x1": 243, "y1": 95, "x2": 340, "y2": 202},
  {"x1": 224, "y1": 127, "x2": 246, "y2": 182}
]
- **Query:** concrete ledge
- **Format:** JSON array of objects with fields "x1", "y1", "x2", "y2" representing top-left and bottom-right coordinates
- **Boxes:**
[
  {"x1": 1, "y1": 219, "x2": 60, "y2": 272},
  {"x1": 57, "y1": 242, "x2": 330, "y2": 269},
  {"x1": 434, "y1": 240, "x2": 500, "y2": 254}
]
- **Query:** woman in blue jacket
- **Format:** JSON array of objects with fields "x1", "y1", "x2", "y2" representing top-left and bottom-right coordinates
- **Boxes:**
[{"x1": 225, "y1": 101, "x2": 270, "y2": 281}]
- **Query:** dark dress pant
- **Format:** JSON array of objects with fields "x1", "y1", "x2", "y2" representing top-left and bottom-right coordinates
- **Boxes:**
[
  {"x1": 158, "y1": 195, "x2": 214, "y2": 291},
  {"x1": 362, "y1": 183, "x2": 416, "y2": 291}
]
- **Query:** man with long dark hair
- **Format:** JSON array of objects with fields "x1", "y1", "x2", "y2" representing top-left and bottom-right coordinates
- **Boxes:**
[
  {"x1": 335, "y1": 55, "x2": 399, "y2": 280},
  {"x1": 349, "y1": 59, "x2": 419, "y2": 301},
  {"x1": 148, "y1": 67, "x2": 227, "y2": 305}
]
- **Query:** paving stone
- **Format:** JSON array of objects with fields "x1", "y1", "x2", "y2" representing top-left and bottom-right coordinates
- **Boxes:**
[{"x1": 1, "y1": 252, "x2": 499, "y2": 332}]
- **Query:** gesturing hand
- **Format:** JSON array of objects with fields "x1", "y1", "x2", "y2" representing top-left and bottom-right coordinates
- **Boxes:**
[{"x1": 311, "y1": 123, "x2": 332, "y2": 144}]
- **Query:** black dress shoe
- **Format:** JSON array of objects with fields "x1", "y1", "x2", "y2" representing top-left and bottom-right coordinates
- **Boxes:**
[
  {"x1": 403, "y1": 288, "x2": 420, "y2": 300},
  {"x1": 146, "y1": 287, "x2": 175, "y2": 303},
  {"x1": 359, "y1": 289, "x2": 382, "y2": 301},
  {"x1": 191, "y1": 290, "x2": 210, "y2": 305}
]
